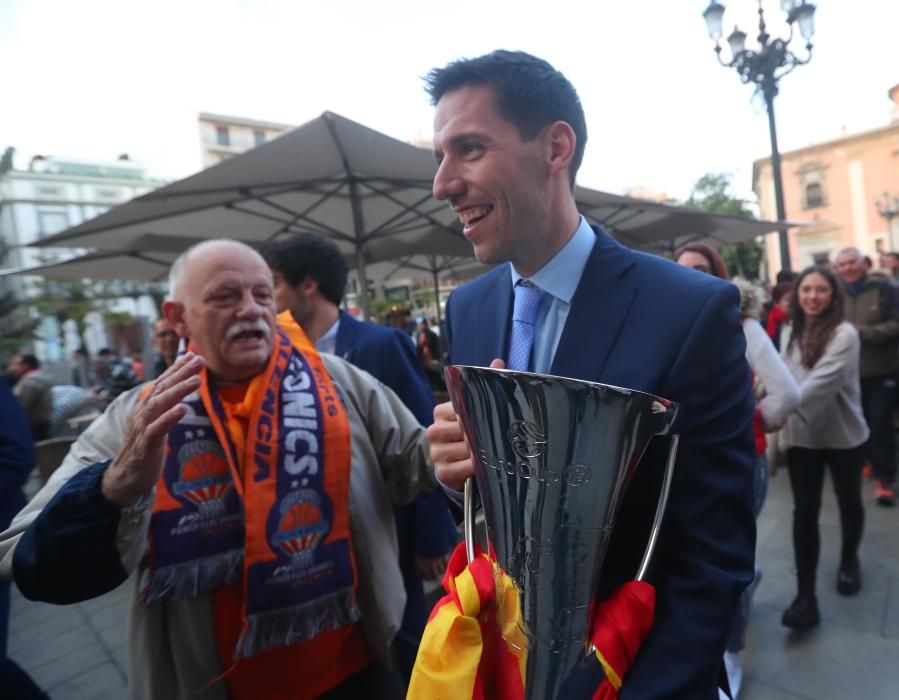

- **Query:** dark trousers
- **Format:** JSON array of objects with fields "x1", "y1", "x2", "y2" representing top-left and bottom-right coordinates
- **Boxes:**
[
  {"x1": 317, "y1": 660, "x2": 405, "y2": 700},
  {"x1": 860, "y1": 376, "x2": 897, "y2": 484},
  {"x1": 787, "y1": 446, "x2": 865, "y2": 595}
]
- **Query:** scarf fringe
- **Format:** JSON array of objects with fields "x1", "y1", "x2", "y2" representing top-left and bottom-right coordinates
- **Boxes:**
[
  {"x1": 141, "y1": 550, "x2": 244, "y2": 603},
  {"x1": 234, "y1": 586, "x2": 361, "y2": 658}
]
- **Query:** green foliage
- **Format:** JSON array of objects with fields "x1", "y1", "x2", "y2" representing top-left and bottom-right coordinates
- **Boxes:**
[
  {"x1": 104, "y1": 310, "x2": 135, "y2": 326},
  {"x1": 684, "y1": 173, "x2": 764, "y2": 280}
]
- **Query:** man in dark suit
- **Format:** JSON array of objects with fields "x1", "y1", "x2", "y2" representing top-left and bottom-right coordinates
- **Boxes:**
[
  {"x1": 424, "y1": 50, "x2": 756, "y2": 699},
  {"x1": 262, "y1": 232, "x2": 458, "y2": 683},
  {"x1": 0, "y1": 382, "x2": 48, "y2": 698}
]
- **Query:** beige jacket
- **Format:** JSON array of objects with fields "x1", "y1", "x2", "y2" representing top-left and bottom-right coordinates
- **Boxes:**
[
  {"x1": 0, "y1": 354, "x2": 437, "y2": 699},
  {"x1": 780, "y1": 322, "x2": 869, "y2": 450}
]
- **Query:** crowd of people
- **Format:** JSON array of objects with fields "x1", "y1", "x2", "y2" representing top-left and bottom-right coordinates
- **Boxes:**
[
  {"x1": 674, "y1": 242, "x2": 899, "y2": 697},
  {"x1": 0, "y1": 49, "x2": 895, "y2": 700}
]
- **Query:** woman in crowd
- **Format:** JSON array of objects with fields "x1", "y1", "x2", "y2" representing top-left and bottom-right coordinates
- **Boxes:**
[
  {"x1": 675, "y1": 243, "x2": 800, "y2": 695},
  {"x1": 779, "y1": 265, "x2": 868, "y2": 630},
  {"x1": 766, "y1": 281, "x2": 794, "y2": 350}
]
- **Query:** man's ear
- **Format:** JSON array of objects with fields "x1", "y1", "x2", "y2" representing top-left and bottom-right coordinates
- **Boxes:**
[
  {"x1": 162, "y1": 300, "x2": 188, "y2": 338},
  {"x1": 300, "y1": 277, "x2": 319, "y2": 298},
  {"x1": 544, "y1": 120, "x2": 576, "y2": 179}
]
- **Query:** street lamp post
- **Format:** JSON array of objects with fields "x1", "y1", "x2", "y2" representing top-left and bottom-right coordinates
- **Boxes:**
[
  {"x1": 702, "y1": 0, "x2": 816, "y2": 272},
  {"x1": 876, "y1": 193, "x2": 899, "y2": 252}
]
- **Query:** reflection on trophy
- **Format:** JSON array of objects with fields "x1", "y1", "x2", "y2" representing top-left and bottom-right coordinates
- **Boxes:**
[{"x1": 445, "y1": 365, "x2": 681, "y2": 700}]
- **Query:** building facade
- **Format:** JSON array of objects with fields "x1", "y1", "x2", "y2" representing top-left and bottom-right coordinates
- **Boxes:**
[
  {"x1": 198, "y1": 112, "x2": 292, "y2": 168},
  {"x1": 754, "y1": 84, "x2": 899, "y2": 274},
  {"x1": 0, "y1": 153, "x2": 165, "y2": 354}
]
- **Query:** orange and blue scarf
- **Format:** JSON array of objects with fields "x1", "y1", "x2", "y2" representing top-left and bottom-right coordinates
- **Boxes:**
[{"x1": 141, "y1": 327, "x2": 357, "y2": 659}]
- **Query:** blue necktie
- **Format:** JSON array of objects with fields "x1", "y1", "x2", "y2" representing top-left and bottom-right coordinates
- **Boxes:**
[{"x1": 507, "y1": 280, "x2": 545, "y2": 371}]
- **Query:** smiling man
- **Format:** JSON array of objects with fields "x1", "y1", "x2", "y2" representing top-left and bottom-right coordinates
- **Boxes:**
[
  {"x1": 425, "y1": 50, "x2": 756, "y2": 699},
  {"x1": 0, "y1": 240, "x2": 437, "y2": 700}
]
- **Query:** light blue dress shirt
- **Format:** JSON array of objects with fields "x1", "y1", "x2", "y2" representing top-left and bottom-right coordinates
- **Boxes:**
[
  {"x1": 316, "y1": 318, "x2": 340, "y2": 355},
  {"x1": 509, "y1": 216, "x2": 596, "y2": 373}
]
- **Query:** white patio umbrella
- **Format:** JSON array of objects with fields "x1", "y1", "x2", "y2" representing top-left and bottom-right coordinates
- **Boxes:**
[
  {"x1": 30, "y1": 111, "x2": 790, "y2": 318},
  {"x1": 0, "y1": 249, "x2": 178, "y2": 282},
  {"x1": 32, "y1": 112, "x2": 463, "y2": 318}
]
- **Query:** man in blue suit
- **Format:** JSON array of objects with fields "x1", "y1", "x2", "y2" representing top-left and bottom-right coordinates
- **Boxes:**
[
  {"x1": 262, "y1": 232, "x2": 458, "y2": 684},
  {"x1": 424, "y1": 50, "x2": 756, "y2": 699},
  {"x1": 0, "y1": 382, "x2": 48, "y2": 699}
]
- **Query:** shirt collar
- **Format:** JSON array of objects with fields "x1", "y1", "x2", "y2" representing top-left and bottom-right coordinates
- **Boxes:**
[
  {"x1": 510, "y1": 216, "x2": 595, "y2": 303},
  {"x1": 315, "y1": 317, "x2": 340, "y2": 355}
]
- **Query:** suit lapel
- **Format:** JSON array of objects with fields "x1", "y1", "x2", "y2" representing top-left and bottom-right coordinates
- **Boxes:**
[
  {"x1": 472, "y1": 267, "x2": 513, "y2": 365},
  {"x1": 334, "y1": 310, "x2": 358, "y2": 361},
  {"x1": 551, "y1": 228, "x2": 638, "y2": 382}
]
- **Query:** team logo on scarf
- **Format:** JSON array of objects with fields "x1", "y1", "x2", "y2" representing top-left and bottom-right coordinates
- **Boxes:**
[
  {"x1": 173, "y1": 440, "x2": 233, "y2": 518},
  {"x1": 273, "y1": 489, "x2": 329, "y2": 569}
]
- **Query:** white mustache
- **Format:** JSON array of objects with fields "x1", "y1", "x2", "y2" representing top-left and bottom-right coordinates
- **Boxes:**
[{"x1": 225, "y1": 319, "x2": 271, "y2": 341}]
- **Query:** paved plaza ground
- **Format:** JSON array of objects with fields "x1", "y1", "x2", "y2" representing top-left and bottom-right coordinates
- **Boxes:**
[{"x1": 7, "y1": 467, "x2": 899, "y2": 699}]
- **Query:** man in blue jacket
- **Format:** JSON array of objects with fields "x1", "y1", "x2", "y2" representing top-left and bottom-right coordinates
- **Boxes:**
[
  {"x1": 424, "y1": 50, "x2": 756, "y2": 699},
  {"x1": 263, "y1": 232, "x2": 458, "y2": 683},
  {"x1": 0, "y1": 381, "x2": 48, "y2": 698}
]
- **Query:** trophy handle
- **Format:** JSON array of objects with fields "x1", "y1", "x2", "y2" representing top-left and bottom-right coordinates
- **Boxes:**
[
  {"x1": 635, "y1": 434, "x2": 679, "y2": 581},
  {"x1": 586, "y1": 433, "x2": 679, "y2": 657},
  {"x1": 464, "y1": 476, "x2": 477, "y2": 563}
]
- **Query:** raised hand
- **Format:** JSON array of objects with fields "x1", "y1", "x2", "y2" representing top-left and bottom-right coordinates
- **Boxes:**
[
  {"x1": 426, "y1": 358, "x2": 504, "y2": 490},
  {"x1": 101, "y1": 352, "x2": 205, "y2": 506}
]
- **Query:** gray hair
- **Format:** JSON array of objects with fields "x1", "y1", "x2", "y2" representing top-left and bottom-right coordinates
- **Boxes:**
[
  {"x1": 835, "y1": 246, "x2": 863, "y2": 261},
  {"x1": 167, "y1": 239, "x2": 263, "y2": 301}
]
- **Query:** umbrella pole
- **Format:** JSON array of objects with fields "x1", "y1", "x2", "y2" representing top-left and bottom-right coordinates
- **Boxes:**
[
  {"x1": 432, "y1": 268, "x2": 441, "y2": 326},
  {"x1": 348, "y1": 179, "x2": 371, "y2": 321},
  {"x1": 354, "y1": 244, "x2": 370, "y2": 321}
]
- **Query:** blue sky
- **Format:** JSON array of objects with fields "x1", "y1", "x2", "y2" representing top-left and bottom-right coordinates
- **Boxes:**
[{"x1": 1, "y1": 0, "x2": 896, "y2": 203}]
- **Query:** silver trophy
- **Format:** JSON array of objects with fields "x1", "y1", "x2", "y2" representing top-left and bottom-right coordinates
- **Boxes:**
[{"x1": 445, "y1": 365, "x2": 680, "y2": 700}]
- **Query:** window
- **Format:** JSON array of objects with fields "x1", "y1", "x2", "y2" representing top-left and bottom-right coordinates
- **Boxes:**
[
  {"x1": 253, "y1": 129, "x2": 266, "y2": 146},
  {"x1": 96, "y1": 188, "x2": 119, "y2": 200},
  {"x1": 215, "y1": 125, "x2": 230, "y2": 146},
  {"x1": 385, "y1": 285, "x2": 410, "y2": 301},
  {"x1": 812, "y1": 251, "x2": 831, "y2": 266},
  {"x1": 37, "y1": 207, "x2": 68, "y2": 236},
  {"x1": 805, "y1": 183, "x2": 824, "y2": 208},
  {"x1": 36, "y1": 186, "x2": 61, "y2": 197},
  {"x1": 798, "y1": 162, "x2": 828, "y2": 210}
]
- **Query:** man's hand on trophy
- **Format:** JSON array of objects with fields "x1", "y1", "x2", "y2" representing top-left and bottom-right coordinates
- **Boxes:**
[
  {"x1": 427, "y1": 358, "x2": 504, "y2": 490},
  {"x1": 101, "y1": 352, "x2": 205, "y2": 507}
]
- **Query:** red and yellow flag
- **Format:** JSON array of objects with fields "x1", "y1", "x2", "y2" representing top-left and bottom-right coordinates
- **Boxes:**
[{"x1": 409, "y1": 543, "x2": 655, "y2": 700}]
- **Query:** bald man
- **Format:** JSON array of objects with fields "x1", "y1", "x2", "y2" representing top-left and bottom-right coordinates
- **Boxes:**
[{"x1": 0, "y1": 240, "x2": 436, "y2": 700}]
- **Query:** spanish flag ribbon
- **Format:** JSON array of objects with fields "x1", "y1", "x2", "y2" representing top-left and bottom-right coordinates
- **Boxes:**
[
  {"x1": 591, "y1": 581, "x2": 656, "y2": 700},
  {"x1": 409, "y1": 543, "x2": 655, "y2": 700},
  {"x1": 407, "y1": 542, "x2": 526, "y2": 699}
]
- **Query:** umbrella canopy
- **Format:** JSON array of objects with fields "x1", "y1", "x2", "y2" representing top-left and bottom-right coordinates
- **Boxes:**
[
  {"x1": 574, "y1": 188, "x2": 791, "y2": 253},
  {"x1": 34, "y1": 112, "x2": 463, "y2": 318},
  {"x1": 29, "y1": 111, "x2": 789, "y2": 317},
  {"x1": 0, "y1": 249, "x2": 178, "y2": 282}
]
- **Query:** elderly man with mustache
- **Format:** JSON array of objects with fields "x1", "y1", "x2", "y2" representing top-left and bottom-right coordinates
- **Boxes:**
[{"x1": 0, "y1": 240, "x2": 437, "y2": 700}]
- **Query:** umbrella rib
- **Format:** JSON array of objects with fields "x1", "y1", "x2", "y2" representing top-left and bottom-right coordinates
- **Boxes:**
[
  {"x1": 361, "y1": 180, "x2": 459, "y2": 239},
  {"x1": 358, "y1": 187, "x2": 437, "y2": 237},
  {"x1": 228, "y1": 202, "x2": 294, "y2": 226},
  {"x1": 140, "y1": 177, "x2": 343, "y2": 200}
]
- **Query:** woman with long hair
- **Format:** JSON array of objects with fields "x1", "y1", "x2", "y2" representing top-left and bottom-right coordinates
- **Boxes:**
[
  {"x1": 676, "y1": 244, "x2": 799, "y2": 696},
  {"x1": 779, "y1": 265, "x2": 868, "y2": 630}
]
